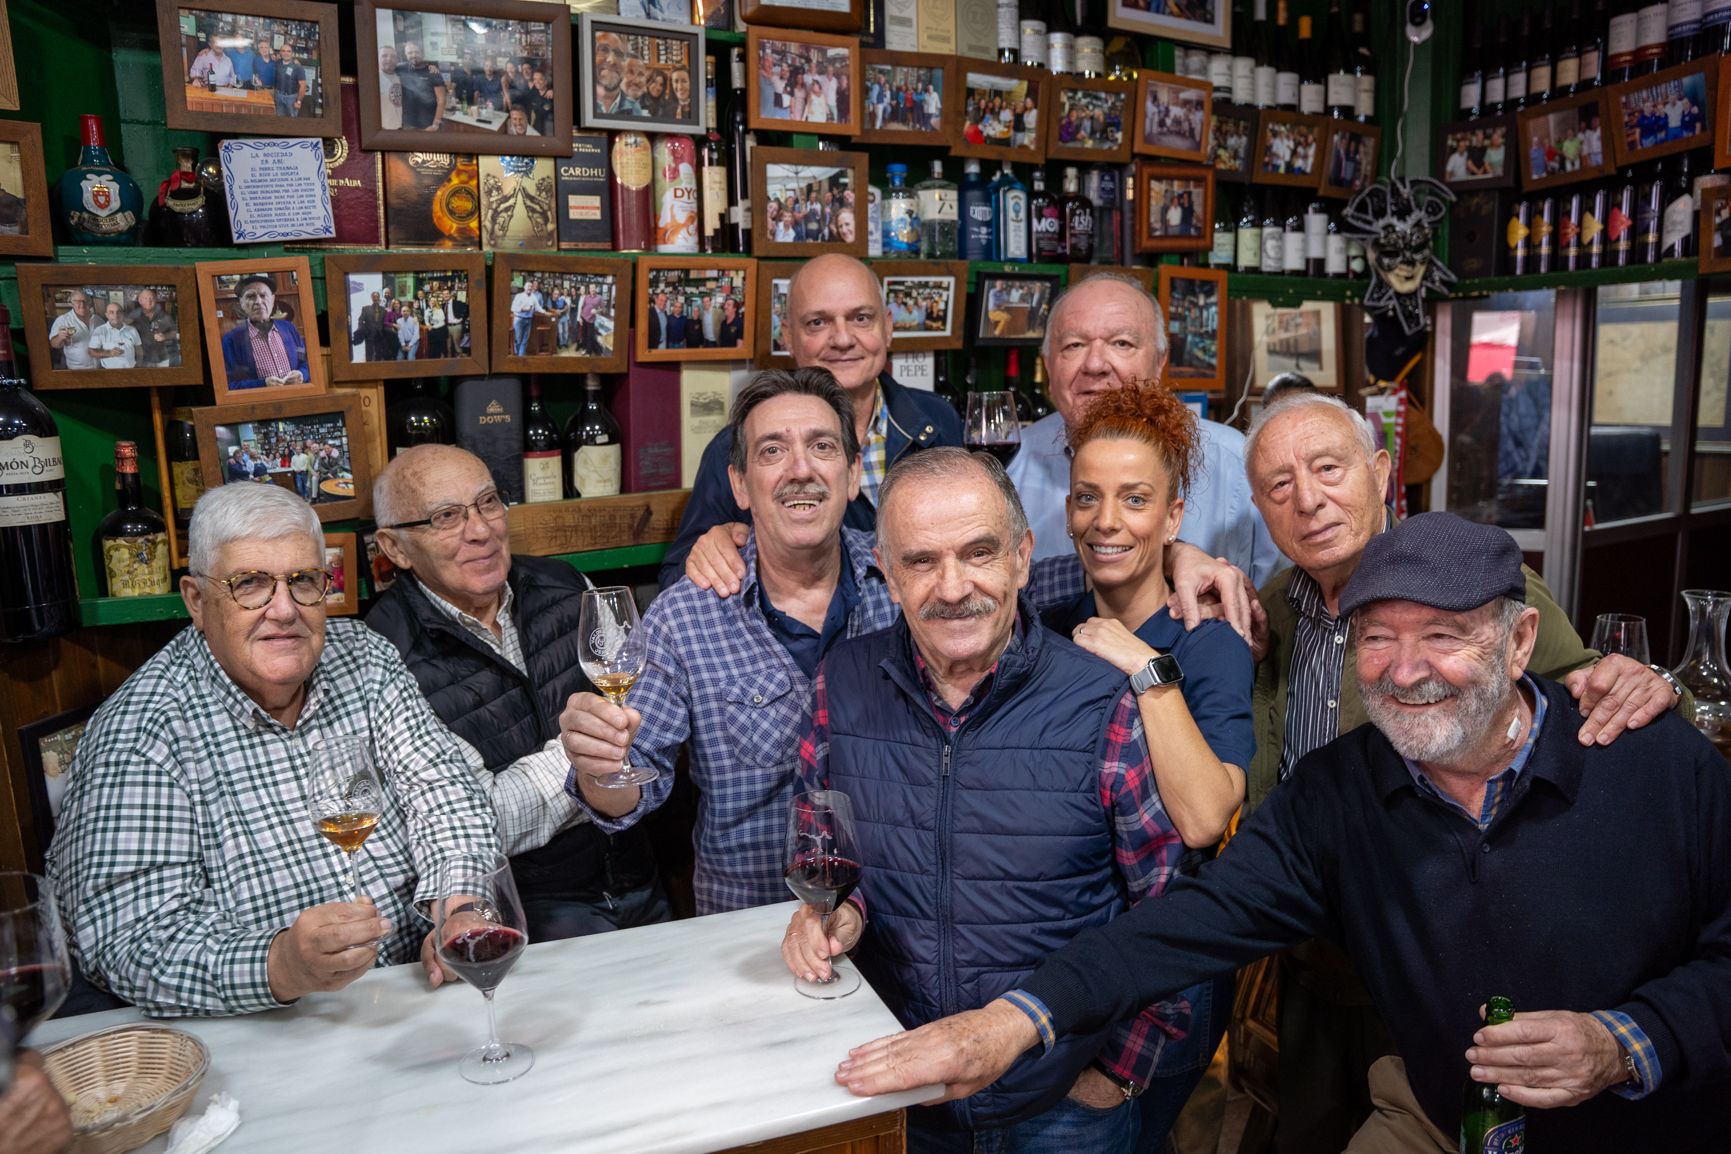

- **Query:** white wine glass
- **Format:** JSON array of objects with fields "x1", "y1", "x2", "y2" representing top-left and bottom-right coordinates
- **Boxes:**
[
  {"x1": 578, "y1": 586, "x2": 657, "y2": 788},
  {"x1": 784, "y1": 790, "x2": 863, "y2": 1000},
  {"x1": 307, "y1": 734, "x2": 383, "y2": 903},
  {"x1": 964, "y1": 390, "x2": 1022, "y2": 467},
  {"x1": 434, "y1": 854, "x2": 534, "y2": 1085}
]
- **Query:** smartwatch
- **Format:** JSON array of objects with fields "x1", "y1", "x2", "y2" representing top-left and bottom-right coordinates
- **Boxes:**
[{"x1": 1130, "y1": 653, "x2": 1184, "y2": 695}]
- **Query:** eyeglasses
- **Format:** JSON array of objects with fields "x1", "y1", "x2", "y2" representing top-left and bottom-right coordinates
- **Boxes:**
[
  {"x1": 381, "y1": 491, "x2": 510, "y2": 535},
  {"x1": 198, "y1": 568, "x2": 331, "y2": 610}
]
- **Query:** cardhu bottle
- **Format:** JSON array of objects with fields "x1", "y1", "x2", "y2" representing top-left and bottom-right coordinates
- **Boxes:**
[
  {"x1": 653, "y1": 134, "x2": 699, "y2": 253},
  {"x1": 59, "y1": 114, "x2": 143, "y2": 245},
  {"x1": 611, "y1": 131, "x2": 653, "y2": 251}
]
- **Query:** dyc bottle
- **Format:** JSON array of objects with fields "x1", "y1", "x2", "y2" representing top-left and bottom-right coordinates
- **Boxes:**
[
  {"x1": 1460, "y1": 996, "x2": 1525, "y2": 1153},
  {"x1": 97, "y1": 441, "x2": 170, "y2": 599}
]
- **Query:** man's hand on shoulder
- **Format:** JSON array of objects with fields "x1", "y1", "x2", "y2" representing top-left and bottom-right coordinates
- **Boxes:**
[
  {"x1": 1164, "y1": 543, "x2": 1261, "y2": 650},
  {"x1": 1465, "y1": 1008, "x2": 1629, "y2": 1109},
  {"x1": 685, "y1": 522, "x2": 750, "y2": 596},
  {"x1": 266, "y1": 898, "x2": 391, "y2": 1003},
  {"x1": 835, "y1": 998, "x2": 1041, "y2": 1103},
  {"x1": 1563, "y1": 654, "x2": 1680, "y2": 746}
]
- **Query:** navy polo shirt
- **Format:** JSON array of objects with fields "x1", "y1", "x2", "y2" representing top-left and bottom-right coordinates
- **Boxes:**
[{"x1": 756, "y1": 556, "x2": 860, "y2": 679}]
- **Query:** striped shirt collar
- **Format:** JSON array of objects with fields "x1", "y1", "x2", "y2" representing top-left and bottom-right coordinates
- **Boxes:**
[
  {"x1": 419, "y1": 578, "x2": 524, "y2": 672},
  {"x1": 1401, "y1": 674, "x2": 1548, "y2": 830}
]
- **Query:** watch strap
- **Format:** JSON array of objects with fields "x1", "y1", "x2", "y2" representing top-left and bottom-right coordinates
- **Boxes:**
[{"x1": 1646, "y1": 663, "x2": 1684, "y2": 697}]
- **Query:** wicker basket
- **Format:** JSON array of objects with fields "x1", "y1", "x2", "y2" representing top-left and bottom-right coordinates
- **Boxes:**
[{"x1": 41, "y1": 1024, "x2": 211, "y2": 1154}]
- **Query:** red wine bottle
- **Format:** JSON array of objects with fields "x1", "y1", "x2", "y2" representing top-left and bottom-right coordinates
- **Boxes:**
[
  {"x1": 698, "y1": 55, "x2": 728, "y2": 254},
  {"x1": 389, "y1": 379, "x2": 454, "y2": 456},
  {"x1": 0, "y1": 307, "x2": 79, "y2": 642},
  {"x1": 564, "y1": 373, "x2": 622, "y2": 499},
  {"x1": 726, "y1": 48, "x2": 752, "y2": 254},
  {"x1": 522, "y1": 377, "x2": 564, "y2": 505}
]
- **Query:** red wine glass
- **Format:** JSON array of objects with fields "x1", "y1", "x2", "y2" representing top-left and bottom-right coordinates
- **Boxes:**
[
  {"x1": 964, "y1": 390, "x2": 1022, "y2": 467},
  {"x1": 434, "y1": 854, "x2": 534, "y2": 1085},
  {"x1": 0, "y1": 872, "x2": 71, "y2": 1041},
  {"x1": 784, "y1": 790, "x2": 863, "y2": 999}
]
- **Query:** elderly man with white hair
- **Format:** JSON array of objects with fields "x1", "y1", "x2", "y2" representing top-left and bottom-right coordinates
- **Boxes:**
[{"x1": 47, "y1": 483, "x2": 501, "y2": 1017}]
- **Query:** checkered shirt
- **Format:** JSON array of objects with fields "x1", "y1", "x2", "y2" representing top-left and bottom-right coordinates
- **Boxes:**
[
  {"x1": 857, "y1": 388, "x2": 891, "y2": 509},
  {"x1": 46, "y1": 621, "x2": 501, "y2": 1018}
]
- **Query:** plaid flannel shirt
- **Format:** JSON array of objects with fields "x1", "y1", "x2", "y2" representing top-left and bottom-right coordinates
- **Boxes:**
[
  {"x1": 46, "y1": 622, "x2": 501, "y2": 1018},
  {"x1": 856, "y1": 388, "x2": 891, "y2": 510}
]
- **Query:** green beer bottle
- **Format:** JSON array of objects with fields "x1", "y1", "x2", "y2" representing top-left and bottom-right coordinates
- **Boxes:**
[{"x1": 1460, "y1": 996, "x2": 1526, "y2": 1153}]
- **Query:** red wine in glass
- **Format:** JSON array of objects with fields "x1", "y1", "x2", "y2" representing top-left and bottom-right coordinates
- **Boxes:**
[
  {"x1": 0, "y1": 963, "x2": 62, "y2": 1035},
  {"x1": 0, "y1": 873, "x2": 70, "y2": 1040},
  {"x1": 785, "y1": 790, "x2": 863, "y2": 999},
  {"x1": 434, "y1": 854, "x2": 535, "y2": 1085},
  {"x1": 440, "y1": 926, "x2": 526, "y2": 994},
  {"x1": 783, "y1": 855, "x2": 862, "y2": 914},
  {"x1": 976, "y1": 442, "x2": 1021, "y2": 467}
]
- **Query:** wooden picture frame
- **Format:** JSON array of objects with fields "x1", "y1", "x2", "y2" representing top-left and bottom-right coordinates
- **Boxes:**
[
  {"x1": 750, "y1": 145, "x2": 868, "y2": 258},
  {"x1": 1253, "y1": 110, "x2": 1329, "y2": 189},
  {"x1": 1157, "y1": 265, "x2": 1226, "y2": 393},
  {"x1": 635, "y1": 255, "x2": 757, "y2": 363},
  {"x1": 579, "y1": 13, "x2": 706, "y2": 135},
  {"x1": 1207, "y1": 102, "x2": 1257, "y2": 183},
  {"x1": 0, "y1": 120, "x2": 54, "y2": 258},
  {"x1": 1699, "y1": 184, "x2": 1731, "y2": 274},
  {"x1": 1109, "y1": 0, "x2": 1229, "y2": 48},
  {"x1": 16, "y1": 264, "x2": 204, "y2": 389},
  {"x1": 1046, "y1": 74, "x2": 1134, "y2": 164},
  {"x1": 155, "y1": 0, "x2": 342, "y2": 138},
  {"x1": 854, "y1": 49, "x2": 957, "y2": 148},
  {"x1": 1514, "y1": 87, "x2": 1615, "y2": 192},
  {"x1": 1133, "y1": 71, "x2": 1211, "y2": 162},
  {"x1": 195, "y1": 255, "x2": 328, "y2": 406},
  {"x1": 754, "y1": 261, "x2": 800, "y2": 366},
  {"x1": 321, "y1": 531, "x2": 359, "y2": 615},
  {"x1": 17, "y1": 703, "x2": 96, "y2": 870},
  {"x1": 739, "y1": 0, "x2": 863, "y2": 33},
  {"x1": 1319, "y1": 121, "x2": 1381, "y2": 200},
  {"x1": 324, "y1": 252, "x2": 487, "y2": 381},
  {"x1": 1437, "y1": 115, "x2": 1518, "y2": 190},
  {"x1": 1717, "y1": 62, "x2": 1731, "y2": 171},
  {"x1": 972, "y1": 271, "x2": 1058, "y2": 349},
  {"x1": 490, "y1": 254, "x2": 632, "y2": 374},
  {"x1": 1135, "y1": 160, "x2": 1214, "y2": 254},
  {"x1": 1248, "y1": 298, "x2": 1344, "y2": 392},
  {"x1": 872, "y1": 259, "x2": 967, "y2": 350},
  {"x1": 1070, "y1": 263, "x2": 1156, "y2": 294},
  {"x1": 193, "y1": 393, "x2": 372, "y2": 522},
  {"x1": 356, "y1": 0, "x2": 574, "y2": 154},
  {"x1": 954, "y1": 63, "x2": 1049, "y2": 163},
  {"x1": 0, "y1": 0, "x2": 19, "y2": 112},
  {"x1": 746, "y1": 26, "x2": 861, "y2": 137},
  {"x1": 1608, "y1": 56, "x2": 1718, "y2": 169}
]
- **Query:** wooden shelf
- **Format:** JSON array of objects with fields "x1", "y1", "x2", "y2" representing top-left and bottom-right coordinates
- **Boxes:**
[
  {"x1": 79, "y1": 593, "x2": 189, "y2": 627},
  {"x1": 1224, "y1": 273, "x2": 1365, "y2": 306},
  {"x1": 1450, "y1": 258, "x2": 1701, "y2": 297}
]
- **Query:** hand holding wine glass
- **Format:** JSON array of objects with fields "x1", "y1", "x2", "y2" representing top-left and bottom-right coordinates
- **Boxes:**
[
  {"x1": 307, "y1": 734, "x2": 383, "y2": 904},
  {"x1": 783, "y1": 790, "x2": 863, "y2": 999},
  {"x1": 434, "y1": 854, "x2": 534, "y2": 1085},
  {"x1": 577, "y1": 586, "x2": 657, "y2": 789},
  {"x1": 964, "y1": 391, "x2": 1022, "y2": 467},
  {"x1": 0, "y1": 873, "x2": 71, "y2": 1046}
]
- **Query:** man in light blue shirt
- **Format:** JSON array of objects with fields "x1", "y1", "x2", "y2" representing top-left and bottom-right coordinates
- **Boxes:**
[{"x1": 1007, "y1": 272, "x2": 1285, "y2": 587}]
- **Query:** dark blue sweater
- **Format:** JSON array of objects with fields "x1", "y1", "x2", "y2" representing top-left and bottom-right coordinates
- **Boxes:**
[{"x1": 1023, "y1": 676, "x2": 1731, "y2": 1151}]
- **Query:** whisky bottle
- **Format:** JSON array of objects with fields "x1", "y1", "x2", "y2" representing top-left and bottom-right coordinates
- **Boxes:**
[{"x1": 97, "y1": 441, "x2": 171, "y2": 598}]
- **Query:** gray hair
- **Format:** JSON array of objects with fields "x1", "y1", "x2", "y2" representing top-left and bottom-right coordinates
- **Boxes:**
[
  {"x1": 727, "y1": 367, "x2": 859, "y2": 474},
  {"x1": 1244, "y1": 391, "x2": 1381, "y2": 478},
  {"x1": 875, "y1": 446, "x2": 1029, "y2": 555},
  {"x1": 1040, "y1": 272, "x2": 1168, "y2": 369},
  {"x1": 188, "y1": 482, "x2": 322, "y2": 576}
]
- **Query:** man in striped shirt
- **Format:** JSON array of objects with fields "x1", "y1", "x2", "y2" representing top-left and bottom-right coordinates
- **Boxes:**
[{"x1": 219, "y1": 273, "x2": 309, "y2": 391}]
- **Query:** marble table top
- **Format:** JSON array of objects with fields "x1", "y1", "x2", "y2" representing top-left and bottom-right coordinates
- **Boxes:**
[{"x1": 34, "y1": 901, "x2": 940, "y2": 1154}]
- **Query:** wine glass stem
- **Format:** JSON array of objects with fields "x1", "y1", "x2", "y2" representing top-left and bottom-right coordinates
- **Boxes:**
[
  {"x1": 347, "y1": 850, "x2": 361, "y2": 904},
  {"x1": 817, "y1": 908, "x2": 836, "y2": 982},
  {"x1": 483, "y1": 989, "x2": 502, "y2": 1052}
]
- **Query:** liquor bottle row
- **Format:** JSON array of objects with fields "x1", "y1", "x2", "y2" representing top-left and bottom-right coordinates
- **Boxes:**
[
  {"x1": 1209, "y1": 188, "x2": 1365, "y2": 279},
  {"x1": 1492, "y1": 157, "x2": 1705, "y2": 277},
  {"x1": 875, "y1": 159, "x2": 1106, "y2": 263}
]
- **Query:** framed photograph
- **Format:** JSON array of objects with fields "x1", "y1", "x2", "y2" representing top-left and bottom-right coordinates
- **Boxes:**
[
  {"x1": 1609, "y1": 57, "x2": 1717, "y2": 168},
  {"x1": 1207, "y1": 102, "x2": 1256, "y2": 183},
  {"x1": 491, "y1": 254, "x2": 633, "y2": 374},
  {"x1": 18, "y1": 703, "x2": 96, "y2": 867},
  {"x1": 1718, "y1": 62, "x2": 1731, "y2": 170},
  {"x1": 855, "y1": 49, "x2": 956, "y2": 148},
  {"x1": 1135, "y1": 160, "x2": 1214, "y2": 254},
  {"x1": 1515, "y1": 88, "x2": 1614, "y2": 192},
  {"x1": 1699, "y1": 184, "x2": 1731, "y2": 274},
  {"x1": 1070, "y1": 263, "x2": 1156, "y2": 294},
  {"x1": 0, "y1": 120, "x2": 53, "y2": 258},
  {"x1": 15, "y1": 265, "x2": 203, "y2": 389},
  {"x1": 192, "y1": 393, "x2": 373, "y2": 522},
  {"x1": 1437, "y1": 115, "x2": 1517, "y2": 190},
  {"x1": 194, "y1": 256, "x2": 328, "y2": 405},
  {"x1": 580, "y1": 13, "x2": 705, "y2": 135},
  {"x1": 751, "y1": 145, "x2": 867, "y2": 257},
  {"x1": 754, "y1": 262, "x2": 799, "y2": 365},
  {"x1": 324, "y1": 253, "x2": 486, "y2": 381},
  {"x1": 0, "y1": 0, "x2": 18, "y2": 112},
  {"x1": 322, "y1": 531, "x2": 359, "y2": 615},
  {"x1": 356, "y1": 0, "x2": 573, "y2": 154},
  {"x1": 360, "y1": 525, "x2": 398, "y2": 596},
  {"x1": 747, "y1": 26, "x2": 860, "y2": 137},
  {"x1": 955, "y1": 64, "x2": 1048, "y2": 163},
  {"x1": 973, "y1": 271, "x2": 1058, "y2": 349},
  {"x1": 1249, "y1": 299, "x2": 1343, "y2": 392},
  {"x1": 1047, "y1": 75, "x2": 1133, "y2": 164},
  {"x1": 1254, "y1": 110, "x2": 1329, "y2": 188},
  {"x1": 739, "y1": 0, "x2": 863, "y2": 33},
  {"x1": 636, "y1": 255, "x2": 757, "y2": 363},
  {"x1": 1319, "y1": 121, "x2": 1381, "y2": 199},
  {"x1": 155, "y1": 0, "x2": 340, "y2": 138},
  {"x1": 1109, "y1": 0, "x2": 1229, "y2": 48},
  {"x1": 1134, "y1": 71, "x2": 1210, "y2": 162},
  {"x1": 873, "y1": 260, "x2": 967, "y2": 350},
  {"x1": 1157, "y1": 265, "x2": 1226, "y2": 392}
]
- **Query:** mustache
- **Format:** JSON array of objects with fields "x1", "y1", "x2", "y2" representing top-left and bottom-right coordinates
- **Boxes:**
[
  {"x1": 920, "y1": 595, "x2": 998, "y2": 621},
  {"x1": 773, "y1": 482, "x2": 829, "y2": 503},
  {"x1": 1365, "y1": 674, "x2": 1458, "y2": 706}
]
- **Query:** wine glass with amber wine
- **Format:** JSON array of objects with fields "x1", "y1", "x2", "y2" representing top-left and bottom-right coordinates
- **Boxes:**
[
  {"x1": 577, "y1": 586, "x2": 656, "y2": 789},
  {"x1": 784, "y1": 790, "x2": 863, "y2": 999},
  {"x1": 435, "y1": 854, "x2": 534, "y2": 1085},
  {"x1": 307, "y1": 734, "x2": 383, "y2": 903}
]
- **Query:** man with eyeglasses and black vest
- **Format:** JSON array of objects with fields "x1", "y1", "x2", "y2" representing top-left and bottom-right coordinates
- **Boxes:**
[{"x1": 366, "y1": 445, "x2": 669, "y2": 944}]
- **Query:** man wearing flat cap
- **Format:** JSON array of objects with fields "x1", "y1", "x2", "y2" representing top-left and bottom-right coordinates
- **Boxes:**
[
  {"x1": 220, "y1": 273, "x2": 310, "y2": 391},
  {"x1": 831, "y1": 511, "x2": 1731, "y2": 1153}
]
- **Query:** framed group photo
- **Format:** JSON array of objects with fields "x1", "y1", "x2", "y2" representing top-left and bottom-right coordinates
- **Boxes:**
[
  {"x1": 1249, "y1": 299, "x2": 1343, "y2": 392},
  {"x1": 973, "y1": 271, "x2": 1058, "y2": 348},
  {"x1": 754, "y1": 262, "x2": 799, "y2": 365},
  {"x1": 1255, "y1": 110, "x2": 1328, "y2": 188},
  {"x1": 1108, "y1": 0, "x2": 1229, "y2": 48},
  {"x1": 0, "y1": 120, "x2": 53, "y2": 257},
  {"x1": 1207, "y1": 103, "x2": 1256, "y2": 182},
  {"x1": 1437, "y1": 116, "x2": 1516, "y2": 189},
  {"x1": 1608, "y1": 57, "x2": 1716, "y2": 168},
  {"x1": 1135, "y1": 160, "x2": 1214, "y2": 254},
  {"x1": 16, "y1": 265, "x2": 203, "y2": 389},
  {"x1": 1515, "y1": 88, "x2": 1613, "y2": 191},
  {"x1": 194, "y1": 256, "x2": 328, "y2": 405},
  {"x1": 739, "y1": 0, "x2": 862, "y2": 32},
  {"x1": 873, "y1": 260, "x2": 967, "y2": 350},
  {"x1": 192, "y1": 392, "x2": 373, "y2": 522},
  {"x1": 490, "y1": 254, "x2": 632, "y2": 374},
  {"x1": 1320, "y1": 121, "x2": 1380, "y2": 199},
  {"x1": 1047, "y1": 75, "x2": 1133, "y2": 164},
  {"x1": 746, "y1": 26, "x2": 860, "y2": 137},
  {"x1": 751, "y1": 145, "x2": 868, "y2": 257},
  {"x1": 1157, "y1": 265, "x2": 1226, "y2": 392},
  {"x1": 155, "y1": 0, "x2": 340, "y2": 137},
  {"x1": 635, "y1": 255, "x2": 757, "y2": 363},
  {"x1": 356, "y1": 0, "x2": 573, "y2": 154},
  {"x1": 955, "y1": 65, "x2": 1048, "y2": 163},
  {"x1": 1135, "y1": 71, "x2": 1210, "y2": 162},
  {"x1": 580, "y1": 13, "x2": 705, "y2": 135},
  {"x1": 855, "y1": 49, "x2": 956, "y2": 148},
  {"x1": 324, "y1": 253, "x2": 486, "y2": 381}
]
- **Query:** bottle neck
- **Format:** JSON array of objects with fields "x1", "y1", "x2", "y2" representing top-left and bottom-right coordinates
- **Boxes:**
[{"x1": 115, "y1": 461, "x2": 143, "y2": 511}]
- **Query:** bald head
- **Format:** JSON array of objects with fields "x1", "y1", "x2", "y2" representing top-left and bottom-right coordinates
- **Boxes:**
[
  {"x1": 1041, "y1": 275, "x2": 1169, "y2": 428},
  {"x1": 373, "y1": 444, "x2": 491, "y2": 530},
  {"x1": 374, "y1": 444, "x2": 513, "y2": 617},
  {"x1": 786, "y1": 254, "x2": 890, "y2": 397}
]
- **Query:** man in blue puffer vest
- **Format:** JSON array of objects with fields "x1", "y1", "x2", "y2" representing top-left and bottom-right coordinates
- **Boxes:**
[{"x1": 780, "y1": 447, "x2": 1185, "y2": 1153}]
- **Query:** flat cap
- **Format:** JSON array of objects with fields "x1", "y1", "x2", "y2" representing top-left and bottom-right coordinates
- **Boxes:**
[
  {"x1": 1338, "y1": 511, "x2": 1526, "y2": 618},
  {"x1": 233, "y1": 273, "x2": 275, "y2": 294}
]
